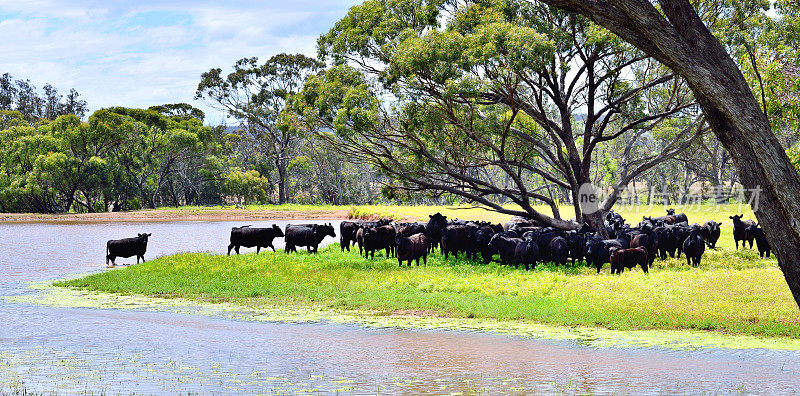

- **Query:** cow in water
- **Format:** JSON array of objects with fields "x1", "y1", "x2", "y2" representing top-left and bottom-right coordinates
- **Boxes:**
[
  {"x1": 106, "y1": 233, "x2": 151, "y2": 267},
  {"x1": 227, "y1": 224, "x2": 284, "y2": 255},
  {"x1": 285, "y1": 223, "x2": 336, "y2": 253}
]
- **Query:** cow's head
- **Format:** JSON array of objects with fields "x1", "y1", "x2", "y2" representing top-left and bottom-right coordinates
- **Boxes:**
[
  {"x1": 138, "y1": 233, "x2": 152, "y2": 243},
  {"x1": 272, "y1": 224, "x2": 285, "y2": 237},
  {"x1": 666, "y1": 208, "x2": 675, "y2": 215}
]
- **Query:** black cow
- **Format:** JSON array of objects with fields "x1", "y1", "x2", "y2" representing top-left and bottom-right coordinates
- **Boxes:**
[
  {"x1": 106, "y1": 233, "x2": 151, "y2": 267},
  {"x1": 284, "y1": 223, "x2": 336, "y2": 253},
  {"x1": 476, "y1": 225, "x2": 499, "y2": 264},
  {"x1": 513, "y1": 237, "x2": 539, "y2": 270},
  {"x1": 363, "y1": 225, "x2": 396, "y2": 259},
  {"x1": 746, "y1": 224, "x2": 772, "y2": 258},
  {"x1": 396, "y1": 233, "x2": 428, "y2": 266},
  {"x1": 228, "y1": 225, "x2": 284, "y2": 255},
  {"x1": 548, "y1": 236, "x2": 569, "y2": 266},
  {"x1": 730, "y1": 214, "x2": 756, "y2": 250},
  {"x1": 489, "y1": 234, "x2": 522, "y2": 266},
  {"x1": 586, "y1": 239, "x2": 622, "y2": 273},
  {"x1": 630, "y1": 225, "x2": 657, "y2": 266},
  {"x1": 396, "y1": 222, "x2": 426, "y2": 237},
  {"x1": 339, "y1": 221, "x2": 360, "y2": 252},
  {"x1": 610, "y1": 247, "x2": 649, "y2": 274},
  {"x1": 703, "y1": 221, "x2": 721, "y2": 249},
  {"x1": 441, "y1": 225, "x2": 478, "y2": 259},
  {"x1": 682, "y1": 228, "x2": 706, "y2": 267},
  {"x1": 425, "y1": 213, "x2": 448, "y2": 253},
  {"x1": 665, "y1": 208, "x2": 688, "y2": 224}
]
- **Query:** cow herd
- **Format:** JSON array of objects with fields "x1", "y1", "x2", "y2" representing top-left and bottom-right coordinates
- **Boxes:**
[{"x1": 104, "y1": 210, "x2": 772, "y2": 273}]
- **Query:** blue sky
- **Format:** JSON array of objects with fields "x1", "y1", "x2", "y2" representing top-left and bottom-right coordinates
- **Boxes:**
[{"x1": 0, "y1": 0, "x2": 360, "y2": 124}]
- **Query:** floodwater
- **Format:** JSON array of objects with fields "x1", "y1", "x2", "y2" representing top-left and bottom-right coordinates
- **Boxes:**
[{"x1": 1, "y1": 221, "x2": 800, "y2": 394}]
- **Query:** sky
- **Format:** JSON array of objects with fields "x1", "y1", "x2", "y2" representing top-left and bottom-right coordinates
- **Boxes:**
[{"x1": 0, "y1": 0, "x2": 360, "y2": 124}]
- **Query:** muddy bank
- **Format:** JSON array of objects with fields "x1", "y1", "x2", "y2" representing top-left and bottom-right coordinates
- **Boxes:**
[{"x1": 0, "y1": 208, "x2": 351, "y2": 223}]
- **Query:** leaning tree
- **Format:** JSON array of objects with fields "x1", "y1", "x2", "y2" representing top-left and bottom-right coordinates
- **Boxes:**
[
  {"x1": 289, "y1": 0, "x2": 703, "y2": 232},
  {"x1": 521, "y1": 0, "x2": 800, "y2": 307}
]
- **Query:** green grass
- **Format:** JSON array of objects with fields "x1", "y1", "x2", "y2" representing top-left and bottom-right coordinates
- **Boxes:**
[{"x1": 57, "y1": 239, "x2": 799, "y2": 339}]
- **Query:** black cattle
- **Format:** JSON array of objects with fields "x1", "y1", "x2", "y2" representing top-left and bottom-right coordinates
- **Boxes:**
[
  {"x1": 106, "y1": 233, "x2": 151, "y2": 267},
  {"x1": 228, "y1": 225, "x2": 284, "y2": 255},
  {"x1": 665, "y1": 208, "x2": 688, "y2": 224},
  {"x1": 425, "y1": 213, "x2": 448, "y2": 253},
  {"x1": 339, "y1": 221, "x2": 360, "y2": 252},
  {"x1": 476, "y1": 225, "x2": 500, "y2": 264},
  {"x1": 703, "y1": 221, "x2": 721, "y2": 249},
  {"x1": 746, "y1": 224, "x2": 772, "y2": 258},
  {"x1": 667, "y1": 224, "x2": 690, "y2": 258},
  {"x1": 630, "y1": 225, "x2": 657, "y2": 266},
  {"x1": 730, "y1": 214, "x2": 756, "y2": 250},
  {"x1": 396, "y1": 222, "x2": 426, "y2": 237},
  {"x1": 441, "y1": 225, "x2": 479, "y2": 259},
  {"x1": 548, "y1": 236, "x2": 568, "y2": 266},
  {"x1": 610, "y1": 247, "x2": 649, "y2": 274},
  {"x1": 396, "y1": 233, "x2": 428, "y2": 266},
  {"x1": 586, "y1": 239, "x2": 623, "y2": 273},
  {"x1": 513, "y1": 238, "x2": 539, "y2": 270},
  {"x1": 489, "y1": 234, "x2": 522, "y2": 266},
  {"x1": 682, "y1": 228, "x2": 706, "y2": 266},
  {"x1": 565, "y1": 231, "x2": 586, "y2": 264},
  {"x1": 363, "y1": 225, "x2": 396, "y2": 259},
  {"x1": 653, "y1": 226, "x2": 674, "y2": 259},
  {"x1": 284, "y1": 223, "x2": 336, "y2": 253}
]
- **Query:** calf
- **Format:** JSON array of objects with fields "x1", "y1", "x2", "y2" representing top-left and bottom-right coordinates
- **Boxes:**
[
  {"x1": 106, "y1": 233, "x2": 151, "y2": 267},
  {"x1": 609, "y1": 247, "x2": 648, "y2": 274},
  {"x1": 228, "y1": 224, "x2": 284, "y2": 255},
  {"x1": 682, "y1": 228, "x2": 706, "y2": 267},
  {"x1": 284, "y1": 223, "x2": 336, "y2": 253},
  {"x1": 363, "y1": 225, "x2": 397, "y2": 259},
  {"x1": 396, "y1": 233, "x2": 428, "y2": 266},
  {"x1": 746, "y1": 224, "x2": 772, "y2": 258},
  {"x1": 476, "y1": 225, "x2": 499, "y2": 264},
  {"x1": 730, "y1": 214, "x2": 756, "y2": 250}
]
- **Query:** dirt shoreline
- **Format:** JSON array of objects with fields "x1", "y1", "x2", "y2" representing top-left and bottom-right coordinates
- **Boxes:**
[{"x1": 0, "y1": 208, "x2": 353, "y2": 223}]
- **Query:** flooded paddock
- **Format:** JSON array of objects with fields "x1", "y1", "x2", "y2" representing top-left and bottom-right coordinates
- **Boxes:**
[{"x1": 1, "y1": 221, "x2": 799, "y2": 394}]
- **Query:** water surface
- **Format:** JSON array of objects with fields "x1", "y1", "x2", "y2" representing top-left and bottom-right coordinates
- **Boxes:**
[{"x1": 1, "y1": 221, "x2": 799, "y2": 394}]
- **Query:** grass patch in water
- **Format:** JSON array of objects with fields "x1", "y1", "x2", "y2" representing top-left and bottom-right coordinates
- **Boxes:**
[{"x1": 51, "y1": 243, "x2": 800, "y2": 345}]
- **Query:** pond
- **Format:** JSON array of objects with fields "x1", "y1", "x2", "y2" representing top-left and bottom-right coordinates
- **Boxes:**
[{"x1": 1, "y1": 220, "x2": 799, "y2": 394}]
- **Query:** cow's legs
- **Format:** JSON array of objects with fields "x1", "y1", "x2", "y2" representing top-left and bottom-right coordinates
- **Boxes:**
[
  {"x1": 227, "y1": 244, "x2": 234, "y2": 255},
  {"x1": 257, "y1": 246, "x2": 261, "y2": 254}
]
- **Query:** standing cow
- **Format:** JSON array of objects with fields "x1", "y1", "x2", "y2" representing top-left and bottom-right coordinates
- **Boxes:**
[
  {"x1": 227, "y1": 225, "x2": 284, "y2": 255},
  {"x1": 106, "y1": 233, "x2": 151, "y2": 267},
  {"x1": 284, "y1": 223, "x2": 336, "y2": 253}
]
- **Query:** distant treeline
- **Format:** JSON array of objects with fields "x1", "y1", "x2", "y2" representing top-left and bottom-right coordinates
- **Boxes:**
[{"x1": 0, "y1": 101, "x2": 381, "y2": 213}]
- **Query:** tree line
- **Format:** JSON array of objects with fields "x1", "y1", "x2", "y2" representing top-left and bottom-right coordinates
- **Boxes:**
[{"x1": 1, "y1": 0, "x2": 798, "y2": 218}]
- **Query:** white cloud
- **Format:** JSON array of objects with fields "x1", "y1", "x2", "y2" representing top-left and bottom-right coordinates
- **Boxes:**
[{"x1": 0, "y1": 0, "x2": 360, "y2": 123}]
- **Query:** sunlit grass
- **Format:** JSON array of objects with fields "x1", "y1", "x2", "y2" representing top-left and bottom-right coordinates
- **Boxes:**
[{"x1": 57, "y1": 238, "x2": 798, "y2": 338}]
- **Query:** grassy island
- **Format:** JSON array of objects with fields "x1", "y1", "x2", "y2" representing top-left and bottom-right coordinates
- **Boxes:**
[{"x1": 57, "y1": 241, "x2": 799, "y2": 339}]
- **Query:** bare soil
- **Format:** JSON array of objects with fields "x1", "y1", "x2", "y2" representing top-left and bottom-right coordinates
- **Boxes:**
[{"x1": 0, "y1": 208, "x2": 351, "y2": 223}]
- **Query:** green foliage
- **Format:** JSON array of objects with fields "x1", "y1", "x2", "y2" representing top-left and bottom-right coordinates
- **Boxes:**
[
  {"x1": 223, "y1": 169, "x2": 271, "y2": 204},
  {"x1": 0, "y1": 107, "x2": 212, "y2": 213}
]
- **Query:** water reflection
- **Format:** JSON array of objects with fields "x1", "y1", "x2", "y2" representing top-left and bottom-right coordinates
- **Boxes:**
[{"x1": 1, "y1": 221, "x2": 799, "y2": 394}]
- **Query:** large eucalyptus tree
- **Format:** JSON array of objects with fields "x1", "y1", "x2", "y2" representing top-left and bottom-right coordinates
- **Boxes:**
[
  {"x1": 291, "y1": 0, "x2": 701, "y2": 232},
  {"x1": 196, "y1": 53, "x2": 323, "y2": 204}
]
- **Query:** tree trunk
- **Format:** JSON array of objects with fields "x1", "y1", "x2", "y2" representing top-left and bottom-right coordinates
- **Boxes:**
[
  {"x1": 276, "y1": 157, "x2": 288, "y2": 204},
  {"x1": 538, "y1": 0, "x2": 800, "y2": 308}
]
